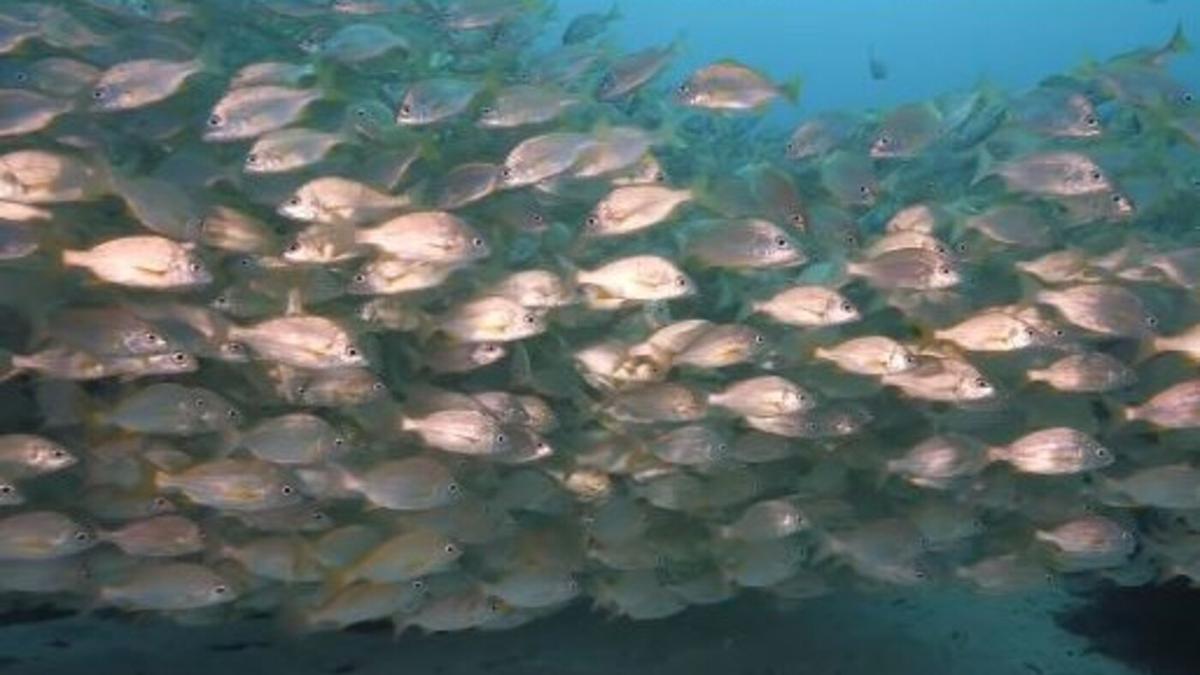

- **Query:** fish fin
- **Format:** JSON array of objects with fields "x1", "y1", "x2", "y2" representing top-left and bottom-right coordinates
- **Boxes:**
[
  {"x1": 1156, "y1": 20, "x2": 1191, "y2": 62},
  {"x1": 984, "y1": 445, "x2": 1008, "y2": 465},
  {"x1": 778, "y1": 76, "x2": 803, "y2": 105},
  {"x1": 196, "y1": 38, "x2": 226, "y2": 76},
  {"x1": 1132, "y1": 335, "x2": 1161, "y2": 365},
  {"x1": 313, "y1": 60, "x2": 351, "y2": 103},
  {"x1": 285, "y1": 287, "x2": 305, "y2": 316},
  {"x1": 969, "y1": 144, "x2": 997, "y2": 187},
  {"x1": 0, "y1": 349, "x2": 22, "y2": 383}
]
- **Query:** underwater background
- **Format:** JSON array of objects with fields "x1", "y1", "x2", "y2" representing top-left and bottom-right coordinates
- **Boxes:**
[{"x1": 2, "y1": 1, "x2": 1200, "y2": 672}]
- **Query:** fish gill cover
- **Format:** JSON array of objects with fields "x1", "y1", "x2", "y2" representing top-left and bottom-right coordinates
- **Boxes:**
[{"x1": 0, "y1": 0, "x2": 1196, "y2": 664}]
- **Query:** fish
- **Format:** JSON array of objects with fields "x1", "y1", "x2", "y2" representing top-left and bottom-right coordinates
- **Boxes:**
[
  {"x1": 204, "y1": 85, "x2": 323, "y2": 142},
  {"x1": 677, "y1": 60, "x2": 801, "y2": 111},
  {"x1": 91, "y1": 56, "x2": 206, "y2": 112},
  {"x1": 563, "y1": 4, "x2": 621, "y2": 44},
  {"x1": 867, "y1": 45, "x2": 888, "y2": 80},
  {"x1": 62, "y1": 236, "x2": 211, "y2": 290},
  {"x1": 0, "y1": 2, "x2": 1195, "y2": 637}
]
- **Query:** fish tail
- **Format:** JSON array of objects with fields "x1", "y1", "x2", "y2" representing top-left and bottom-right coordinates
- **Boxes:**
[
  {"x1": 0, "y1": 349, "x2": 22, "y2": 383},
  {"x1": 984, "y1": 444, "x2": 1009, "y2": 465},
  {"x1": 1132, "y1": 335, "x2": 1161, "y2": 365},
  {"x1": 154, "y1": 470, "x2": 178, "y2": 492},
  {"x1": 312, "y1": 59, "x2": 351, "y2": 104},
  {"x1": 778, "y1": 76, "x2": 803, "y2": 105},
  {"x1": 1163, "y1": 20, "x2": 1191, "y2": 58},
  {"x1": 970, "y1": 144, "x2": 997, "y2": 187},
  {"x1": 60, "y1": 249, "x2": 88, "y2": 269}
]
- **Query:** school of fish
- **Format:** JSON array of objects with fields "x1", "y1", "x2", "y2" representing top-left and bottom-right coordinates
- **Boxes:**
[{"x1": 0, "y1": 0, "x2": 1198, "y2": 634}]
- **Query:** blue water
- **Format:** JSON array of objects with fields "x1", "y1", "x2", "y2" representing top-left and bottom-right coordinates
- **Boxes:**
[{"x1": 554, "y1": 0, "x2": 1198, "y2": 116}]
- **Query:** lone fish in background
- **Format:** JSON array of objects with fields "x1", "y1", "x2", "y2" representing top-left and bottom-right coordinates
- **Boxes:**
[{"x1": 868, "y1": 44, "x2": 888, "y2": 80}]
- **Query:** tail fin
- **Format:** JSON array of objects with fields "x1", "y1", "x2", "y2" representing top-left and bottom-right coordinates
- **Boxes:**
[
  {"x1": 778, "y1": 76, "x2": 803, "y2": 105},
  {"x1": 0, "y1": 350, "x2": 23, "y2": 383},
  {"x1": 970, "y1": 145, "x2": 998, "y2": 187},
  {"x1": 1156, "y1": 20, "x2": 1192, "y2": 63},
  {"x1": 984, "y1": 444, "x2": 1009, "y2": 466}
]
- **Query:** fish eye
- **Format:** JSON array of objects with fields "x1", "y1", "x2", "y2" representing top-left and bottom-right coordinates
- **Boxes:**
[
  {"x1": 447, "y1": 482, "x2": 460, "y2": 494},
  {"x1": 1090, "y1": 171, "x2": 1102, "y2": 181},
  {"x1": 840, "y1": 301, "x2": 854, "y2": 312},
  {"x1": 785, "y1": 141, "x2": 796, "y2": 153},
  {"x1": 91, "y1": 86, "x2": 107, "y2": 100},
  {"x1": 878, "y1": 135, "x2": 891, "y2": 147},
  {"x1": 1146, "y1": 315, "x2": 1159, "y2": 328},
  {"x1": 676, "y1": 83, "x2": 690, "y2": 95},
  {"x1": 188, "y1": 262, "x2": 204, "y2": 272},
  {"x1": 152, "y1": 496, "x2": 169, "y2": 509},
  {"x1": 346, "y1": 346, "x2": 360, "y2": 357},
  {"x1": 310, "y1": 510, "x2": 327, "y2": 521},
  {"x1": 73, "y1": 530, "x2": 90, "y2": 542},
  {"x1": 443, "y1": 543, "x2": 458, "y2": 554},
  {"x1": 280, "y1": 484, "x2": 295, "y2": 496},
  {"x1": 398, "y1": 103, "x2": 412, "y2": 117},
  {"x1": 974, "y1": 377, "x2": 989, "y2": 389},
  {"x1": 1053, "y1": 328, "x2": 1065, "y2": 337},
  {"x1": 354, "y1": 107, "x2": 368, "y2": 118},
  {"x1": 171, "y1": 352, "x2": 187, "y2": 363},
  {"x1": 471, "y1": 236, "x2": 485, "y2": 248},
  {"x1": 13, "y1": 71, "x2": 28, "y2": 83},
  {"x1": 938, "y1": 265, "x2": 952, "y2": 275},
  {"x1": 227, "y1": 408, "x2": 240, "y2": 419},
  {"x1": 1110, "y1": 193, "x2": 1122, "y2": 203},
  {"x1": 955, "y1": 242, "x2": 967, "y2": 253},
  {"x1": 774, "y1": 236, "x2": 789, "y2": 248},
  {"x1": 675, "y1": 276, "x2": 688, "y2": 287},
  {"x1": 286, "y1": 242, "x2": 301, "y2": 253},
  {"x1": 530, "y1": 213, "x2": 545, "y2": 224},
  {"x1": 214, "y1": 296, "x2": 229, "y2": 307},
  {"x1": 522, "y1": 313, "x2": 537, "y2": 325},
  {"x1": 213, "y1": 584, "x2": 229, "y2": 595},
  {"x1": 0, "y1": 485, "x2": 11, "y2": 494},
  {"x1": 585, "y1": 215, "x2": 599, "y2": 227},
  {"x1": 1183, "y1": 92, "x2": 1195, "y2": 103},
  {"x1": 246, "y1": 153, "x2": 259, "y2": 165},
  {"x1": 480, "y1": 106, "x2": 495, "y2": 116},
  {"x1": 1085, "y1": 115, "x2": 1098, "y2": 126},
  {"x1": 753, "y1": 334, "x2": 766, "y2": 345},
  {"x1": 495, "y1": 433, "x2": 507, "y2": 445},
  {"x1": 193, "y1": 396, "x2": 207, "y2": 408},
  {"x1": 207, "y1": 114, "x2": 223, "y2": 128},
  {"x1": 352, "y1": 272, "x2": 367, "y2": 284},
  {"x1": 858, "y1": 185, "x2": 870, "y2": 195},
  {"x1": 371, "y1": 381, "x2": 386, "y2": 391},
  {"x1": 333, "y1": 437, "x2": 345, "y2": 447},
  {"x1": 1096, "y1": 446, "x2": 1110, "y2": 458},
  {"x1": 411, "y1": 579, "x2": 426, "y2": 591}
]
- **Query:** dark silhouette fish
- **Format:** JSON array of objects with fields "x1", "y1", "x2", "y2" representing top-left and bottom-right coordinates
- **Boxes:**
[{"x1": 868, "y1": 45, "x2": 889, "y2": 80}]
